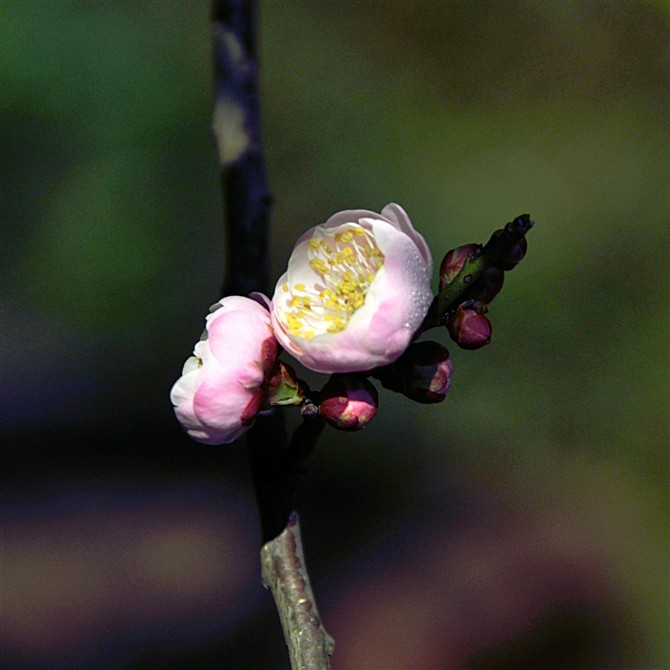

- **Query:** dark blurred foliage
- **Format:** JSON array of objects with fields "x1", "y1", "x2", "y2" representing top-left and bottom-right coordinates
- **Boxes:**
[{"x1": 1, "y1": 1, "x2": 668, "y2": 668}]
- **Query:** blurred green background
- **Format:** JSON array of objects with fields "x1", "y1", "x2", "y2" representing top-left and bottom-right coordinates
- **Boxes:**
[{"x1": 2, "y1": 1, "x2": 668, "y2": 668}]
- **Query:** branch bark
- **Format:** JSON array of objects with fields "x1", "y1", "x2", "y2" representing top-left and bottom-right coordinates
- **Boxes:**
[
  {"x1": 212, "y1": 0, "x2": 271, "y2": 297},
  {"x1": 261, "y1": 512, "x2": 336, "y2": 670}
]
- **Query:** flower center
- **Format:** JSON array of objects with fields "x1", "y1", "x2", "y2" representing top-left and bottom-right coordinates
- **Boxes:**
[{"x1": 281, "y1": 224, "x2": 385, "y2": 339}]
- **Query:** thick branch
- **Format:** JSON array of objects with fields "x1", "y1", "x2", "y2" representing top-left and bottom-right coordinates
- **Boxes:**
[
  {"x1": 248, "y1": 415, "x2": 326, "y2": 545},
  {"x1": 261, "y1": 512, "x2": 335, "y2": 670},
  {"x1": 248, "y1": 416, "x2": 333, "y2": 669}
]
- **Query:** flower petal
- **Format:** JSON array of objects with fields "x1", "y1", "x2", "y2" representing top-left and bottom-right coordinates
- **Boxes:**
[{"x1": 381, "y1": 203, "x2": 433, "y2": 271}]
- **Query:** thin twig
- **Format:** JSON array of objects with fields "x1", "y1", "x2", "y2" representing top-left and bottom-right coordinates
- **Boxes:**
[
  {"x1": 424, "y1": 214, "x2": 535, "y2": 329},
  {"x1": 211, "y1": 2, "x2": 333, "y2": 667}
]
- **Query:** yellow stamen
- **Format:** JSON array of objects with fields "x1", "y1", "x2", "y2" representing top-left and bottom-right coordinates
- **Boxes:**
[{"x1": 279, "y1": 222, "x2": 385, "y2": 339}]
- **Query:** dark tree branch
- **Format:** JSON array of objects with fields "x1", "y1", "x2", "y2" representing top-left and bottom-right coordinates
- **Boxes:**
[
  {"x1": 211, "y1": 2, "x2": 333, "y2": 668},
  {"x1": 249, "y1": 415, "x2": 326, "y2": 545},
  {"x1": 213, "y1": 0, "x2": 272, "y2": 297}
]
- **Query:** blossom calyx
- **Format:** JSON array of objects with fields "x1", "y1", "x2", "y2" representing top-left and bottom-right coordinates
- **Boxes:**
[
  {"x1": 271, "y1": 203, "x2": 433, "y2": 373},
  {"x1": 266, "y1": 361, "x2": 306, "y2": 407},
  {"x1": 170, "y1": 295, "x2": 278, "y2": 445},
  {"x1": 319, "y1": 375, "x2": 378, "y2": 431},
  {"x1": 446, "y1": 305, "x2": 492, "y2": 350}
]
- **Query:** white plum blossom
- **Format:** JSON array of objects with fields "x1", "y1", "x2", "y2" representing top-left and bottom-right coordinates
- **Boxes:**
[
  {"x1": 170, "y1": 295, "x2": 277, "y2": 445},
  {"x1": 271, "y1": 204, "x2": 433, "y2": 373}
]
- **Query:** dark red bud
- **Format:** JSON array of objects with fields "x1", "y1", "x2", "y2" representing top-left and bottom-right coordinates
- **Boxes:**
[
  {"x1": 372, "y1": 341, "x2": 453, "y2": 404},
  {"x1": 439, "y1": 243, "x2": 481, "y2": 290},
  {"x1": 400, "y1": 341, "x2": 453, "y2": 403},
  {"x1": 492, "y1": 229, "x2": 528, "y2": 271},
  {"x1": 503, "y1": 236, "x2": 527, "y2": 270},
  {"x1": 319, "y1": 375, "x2": 378, "y2": 431},
  {"x1": 473, "y1": 266, "x2": 504, "y2": 303},
  {"x1": 446, "y1": 307, "x2": 492, "y2": 350}
]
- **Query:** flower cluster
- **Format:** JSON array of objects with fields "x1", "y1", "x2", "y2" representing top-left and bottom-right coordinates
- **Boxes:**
[
  {"x1": 171, "y1": 205, "x2": 531, "y2": 445},
  {"x1": 438, "y1": 217, "x2": 531, "y2": 350}
]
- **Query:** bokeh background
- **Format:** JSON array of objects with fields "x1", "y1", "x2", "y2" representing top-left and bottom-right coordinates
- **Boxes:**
[{"x1": 2, "y1": 1, "x2": 668, "y2": 668}]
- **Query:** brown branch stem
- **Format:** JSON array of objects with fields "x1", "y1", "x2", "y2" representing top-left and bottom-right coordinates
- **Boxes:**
[{"x1": 261, "y1": 512, "x2": 335, "y2": 670}]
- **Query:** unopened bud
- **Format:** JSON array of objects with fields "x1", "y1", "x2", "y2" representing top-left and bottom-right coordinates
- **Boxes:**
[
  {"x1": 473, "y1": 266, "x2": 504, "y2": 303},
  {"x1": 319, "y1": 375, "x2": 378, "y2": 431},
  {"x1": 439, "y1": 243, "x2": 481, "y2": 290},
  {"x1": 398, "y1": 341, "x2": 453, "y2": 403},
  {"x1": 372, "y1": 341, "x2": 453, "y2": 403},
  {"x1": 504, "y1": 236, "x2": 527, "y2": 270},
  {"x1": 446, "y1": 306, "x2": 492, "y2": 350},
  {"x1": 492, "y1": 228, "x2": 528, "y2": 270}
]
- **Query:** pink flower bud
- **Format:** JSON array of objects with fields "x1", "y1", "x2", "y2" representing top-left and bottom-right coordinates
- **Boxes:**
[
  {"x1": 271, "y1": 204, "x2": 433, "y2": 373},
  {"x1": 439, "y1": 243, "x2": 481, "y2": 290},
  {"x1": 319, "y1": 375, "x2": 378, "y2": 431},
  {"x1": 446, "y1": 306, "x2": 492, "y2": 350},
  {"x1": 395, "y1": 341, "x2": 453, "y2": 404},
  {"x1": 170, "y1": 296, "x2": 278, "y2": 445}
]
